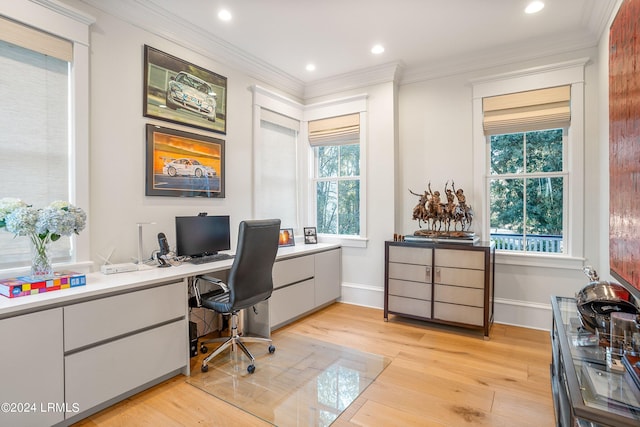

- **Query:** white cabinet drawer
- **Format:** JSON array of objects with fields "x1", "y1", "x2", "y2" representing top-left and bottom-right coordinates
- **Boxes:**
[
  {"x1": 435, "y1": 249, "x2": 484, "y2": 270},
  {"x1": 389, "y1": 246, "x2": 432, "y2": 265},
  {"x1": 64, "y1": 281, "x2": 186, "y2": 351},
  {"x1": 388, "y1": 295, "x2": 431, "y2": 318},
  {"x1": 388, "y1": 279, "x2": 431, "y2": 300},
  {"x1": 273, "y1": 255, "x2": 314, "y2": 289},
  {"x1": 434, "y1": 284, "x2": 484, "y2": 307},
  {"x1": 65, "y1": 319, "x2": 186, "y2": 414},
  {"x1": 433, "y1": 302, "x2": 483, "y2": 326},
  {"x1": 388, "y1": 262, "x2": 430, "y2": 283},
  {"x1": 270, "y1": 278, "x2": 315, "y2": 327},
  {"x1": 434, "y1": 267, "x2": 484, "y2": 288}
]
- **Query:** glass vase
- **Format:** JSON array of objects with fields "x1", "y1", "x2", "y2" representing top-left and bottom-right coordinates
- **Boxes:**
[{"x1": 30, "y1": 233, "x2": 54, "y2": 278}]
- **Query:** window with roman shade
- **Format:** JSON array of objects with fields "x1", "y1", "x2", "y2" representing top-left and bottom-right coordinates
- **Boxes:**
[
  {"x1": 482, "y1": 85, "x2": 571, "y2": 135},
  {"x1": 309, "y1": 113, "x2": 362, "y2": 236}
]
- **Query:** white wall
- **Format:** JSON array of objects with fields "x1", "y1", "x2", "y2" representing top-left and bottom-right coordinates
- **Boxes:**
[
  {"x1": 396, "y1": 47, "x2": 604, "y2": 330},
  {"x1": 68, "y1": 2, "x2": 275, "y2": 264},
  {"x1": 51, "y1": 0, "x2": 624, "y2": 330}
]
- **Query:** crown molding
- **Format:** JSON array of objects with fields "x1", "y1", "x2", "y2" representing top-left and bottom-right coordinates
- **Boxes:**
[
  {"x1": 303, "y1": 62, "x2": 403, "y2": 100},
  {"x1": 30, "y1": 0, "x2": 95, "y2": 25},
  {"x1": 400, "y1": 30, "x2": 601, "y2": 86},
  {"x1": 80, "y1": 0, "x2": 306, "y2": 98}
]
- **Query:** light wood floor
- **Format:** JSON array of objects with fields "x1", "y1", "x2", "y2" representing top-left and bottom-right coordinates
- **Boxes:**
[{"x1": 75, "y1": 303, "x2": 555, "y2": 426}]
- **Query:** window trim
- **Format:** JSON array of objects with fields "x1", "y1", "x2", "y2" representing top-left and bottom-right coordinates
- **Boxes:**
[
  {"x1": 471, "y1": 59, "x2": 587, "y2": 267},
  {"x1": 487, "y1": 128, "x2": 568, "y2": 255},
  {"x1": 304, "y1": 95, "x2": 368, "y2": 245},
  {"x1": 0, "y1": 1, "x2": 94, "y2": 275}
]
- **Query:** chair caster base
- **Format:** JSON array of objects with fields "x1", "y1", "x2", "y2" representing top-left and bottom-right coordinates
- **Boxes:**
[
  {"x1": 201, "y1": 364, "x2": 209, "y2": 373},
  {"x1": 247, "y1": 364, "x2": 255, "y2": 374},
  {"x1": 269, "y1": 345, "x2": 276, "y2": 354}
]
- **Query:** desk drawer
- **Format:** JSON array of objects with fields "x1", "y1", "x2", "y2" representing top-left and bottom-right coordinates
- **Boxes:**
[
  {"x1": 64, "y1": 281, "x2": 186, "y2": 351},
  {"x1": 65, "y1": 319, "x2": 185, "y2": 414},
  {"x1": 270, "y1": 278, "x2": 315, "y2": 327},
  {"x1": 273, "y1": 256, "x2": 314, "y2": 290}
]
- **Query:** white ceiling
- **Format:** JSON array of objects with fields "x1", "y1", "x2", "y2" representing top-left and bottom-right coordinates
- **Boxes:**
[{"x1": 81, "y1": 0, "x2": 618, "y2": 91}]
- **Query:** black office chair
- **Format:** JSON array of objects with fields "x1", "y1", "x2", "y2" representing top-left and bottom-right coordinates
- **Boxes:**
[{"x1": 194, "y1": 219, "x2": 281, "y2": 374}]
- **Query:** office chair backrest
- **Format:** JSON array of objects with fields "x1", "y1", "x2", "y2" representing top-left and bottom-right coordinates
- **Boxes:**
[{"x1": 227, "y1": 219, "x2": 281, "y2": 309}]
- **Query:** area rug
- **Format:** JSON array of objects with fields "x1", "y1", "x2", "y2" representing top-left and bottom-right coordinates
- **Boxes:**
[{"x1": 186, "y1": 332, "x2": 390, "y2": 426}]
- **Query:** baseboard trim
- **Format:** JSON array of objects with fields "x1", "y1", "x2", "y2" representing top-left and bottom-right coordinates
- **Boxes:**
[{"x1": 339, "y1": 283, "x2": 553, "y2": 331}]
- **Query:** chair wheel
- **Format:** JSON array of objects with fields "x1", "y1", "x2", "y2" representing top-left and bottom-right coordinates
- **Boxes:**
[
  {"x1": 200, "y1": 345, "x2": 208, "y2": 353},
  {"x1": 247, "y1": 364, "x2": 255, "y2": 374},
  {"x1": 268, "y1": 345, "x2": 276, "y2": 354},
  {"x1": 201, "y1": 364, "x2": 209, "y2": 373}
]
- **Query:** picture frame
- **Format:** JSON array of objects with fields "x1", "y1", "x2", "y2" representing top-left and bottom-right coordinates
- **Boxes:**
[
  {"x1": 278, "y1": 228, "x2": 295, "y2": 247},
  {"x1": 143, "y1": 45, "x2": 227, "y2": 135},
  {"x1": 304, "y1": 227, "x2": 317, "y2": 244},
  {"x1": 145, "y1": 124, "x2": 225, "y2": 198}
]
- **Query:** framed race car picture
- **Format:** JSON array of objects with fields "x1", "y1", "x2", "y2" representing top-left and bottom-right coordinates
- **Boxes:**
[
  {"x1": 145, "y1": 124, "x2": 225, "y2": 198},
  {"x1": 143, "y1": 45, "x2": 227, "y2": 135}
]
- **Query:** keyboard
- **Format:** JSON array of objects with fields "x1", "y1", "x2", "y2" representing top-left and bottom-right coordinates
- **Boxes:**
[{"x1": 188, "y1": 253, "x2": 234, "y2": 264}]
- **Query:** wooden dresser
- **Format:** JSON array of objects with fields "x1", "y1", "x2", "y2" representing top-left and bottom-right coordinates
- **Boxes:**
[{"x1": 384, "y1": 240, "x2": 495, "y2": 337}]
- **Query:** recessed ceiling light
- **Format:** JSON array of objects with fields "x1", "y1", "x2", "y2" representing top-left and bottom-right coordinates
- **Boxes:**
[
  {"x1": 306, "y1": 63, "x2": 316, "y2": 72},
  {"x1": 371, "y1": 44, "x2": 385, "y2": 55},
  {"x1": 525, "y1": 1, "x2": 544, "y2": 14},
  {"x1": 218, "y1": 9, "x2": 232, "y2": 21}
]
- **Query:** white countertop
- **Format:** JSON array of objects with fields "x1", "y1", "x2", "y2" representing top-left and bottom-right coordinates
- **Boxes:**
[{"x1": 0, "y1": 243, "x2": 340, "y2": 319}]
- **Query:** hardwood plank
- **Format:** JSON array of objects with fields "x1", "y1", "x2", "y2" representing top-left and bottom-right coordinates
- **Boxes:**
[{"x1": 73, "y1": 303, "x2": 554, "y2": 426}]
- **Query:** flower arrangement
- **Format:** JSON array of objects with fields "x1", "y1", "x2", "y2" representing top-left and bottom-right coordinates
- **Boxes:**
[{"x1": 0, "y1": 198, "x2": 87, "y2": 277}]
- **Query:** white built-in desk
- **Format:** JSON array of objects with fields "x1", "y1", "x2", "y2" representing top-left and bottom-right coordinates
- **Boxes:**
[{"x1": 0, "y1": 243, "x2": 340, "y2": 427}]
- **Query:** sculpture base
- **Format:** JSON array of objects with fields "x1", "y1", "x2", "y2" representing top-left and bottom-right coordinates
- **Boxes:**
[{"x1": 405, "y1": 230, "x2": 478, "y2": 244}]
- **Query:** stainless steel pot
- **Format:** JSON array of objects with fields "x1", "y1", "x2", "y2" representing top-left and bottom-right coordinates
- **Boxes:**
[{"x1": 575, "y1": 266, "x2": 640, "y2": 336}]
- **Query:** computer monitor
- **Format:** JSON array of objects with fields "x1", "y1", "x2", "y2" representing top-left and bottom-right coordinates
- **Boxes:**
[{"x1": 175, "y1": 215, "x2": 231, "y2": 258}]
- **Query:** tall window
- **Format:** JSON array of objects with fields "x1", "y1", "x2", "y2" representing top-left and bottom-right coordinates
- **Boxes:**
[
  {"x1": 489, "y1": 128, "x2": 566, "y2": 253},
  {"x1": 483, "y1": 85, "x2": 571, "y2": 254},
  {"x1": 309, "y1": 114, "x2": 361, "y2": 236},
  {"x1": 0, "y1": 19, "x2": 71, "y2": 268},
  {"x1": 256, "y1": 117, "x2": 299, "y2": 228}
]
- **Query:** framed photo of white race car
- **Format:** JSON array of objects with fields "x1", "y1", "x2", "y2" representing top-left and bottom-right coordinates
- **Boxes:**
[
  {"x1": 145, "y1": 124, "x2": 225, "y2": 198},
  {"x1": 144, "y1": 45, "x2": 227, "y2": 135}
]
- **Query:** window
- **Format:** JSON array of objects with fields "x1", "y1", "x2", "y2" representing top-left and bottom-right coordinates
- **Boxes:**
[
  {"x1": 256, "y1": 119, "x2": 299, "y2": 228},
  {"x1": 314, "y1": 144, "x2": 360, "y2": 235},
  {"x1": 309, "y1": 113, "x2": 362, "y2": 237},
  {"x1": 472, "y1": 60, "x2": 587, "y2": 264},
  {"x1": 0, "y1": 5, "x2": 92, "y2": 273},
  {"x1": 489, "y1": 128, "x2": 566, "y2": 253}
]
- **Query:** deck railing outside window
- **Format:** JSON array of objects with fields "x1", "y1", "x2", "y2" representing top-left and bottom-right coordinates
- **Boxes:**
[{"x1": 491, "y1": 233, "x2": 563, "y2": 253}]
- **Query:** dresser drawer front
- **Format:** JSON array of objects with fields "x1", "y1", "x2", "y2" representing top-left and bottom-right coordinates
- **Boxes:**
[
  {"x1": 435, "y1": 267, "x2": 484, "y2": 288},
  {"x1": 64, "y1": 282, "x2": 186, "y2": 351},
  {"x1": 389, "y1": 246, "x2": 432, "y2": 265},
  {"x1": 388, "y1": 295, "x2": 431, "y2": 318},
  {"x1": 434, "y1": 284, "x2": 484, "y2": 307},
  {"x1": 388, "y1": 262, "x2": 430, "y2": 282},
  {"x1": 435, "y1": 249, "x2": 484, "y2": 270},
  {"x1": 433, "y1": 302, "x2": 483, "y2": 326},
  {"x1": 388, "y1": 279, "x2": 431, "y2": 300}
]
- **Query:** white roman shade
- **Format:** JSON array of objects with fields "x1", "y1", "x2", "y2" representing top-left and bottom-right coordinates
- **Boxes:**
[
  {"x1": 261, "y1": 108, "x2": 300, "y2": 132},
  {"x1": 482, "y1": 85, "x2": 571, "y2": 135},
  {"x1": 308, "y1": 113, "x2": 360, "y2": 146},
  {"x1": 0, "y1": 16, "x2": 72, "y2": 62}
]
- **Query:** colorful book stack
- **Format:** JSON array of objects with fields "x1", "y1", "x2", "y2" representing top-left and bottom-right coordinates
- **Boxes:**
[{"x1": 0, "y1": 271, "x2": 86, "y2": 298}]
